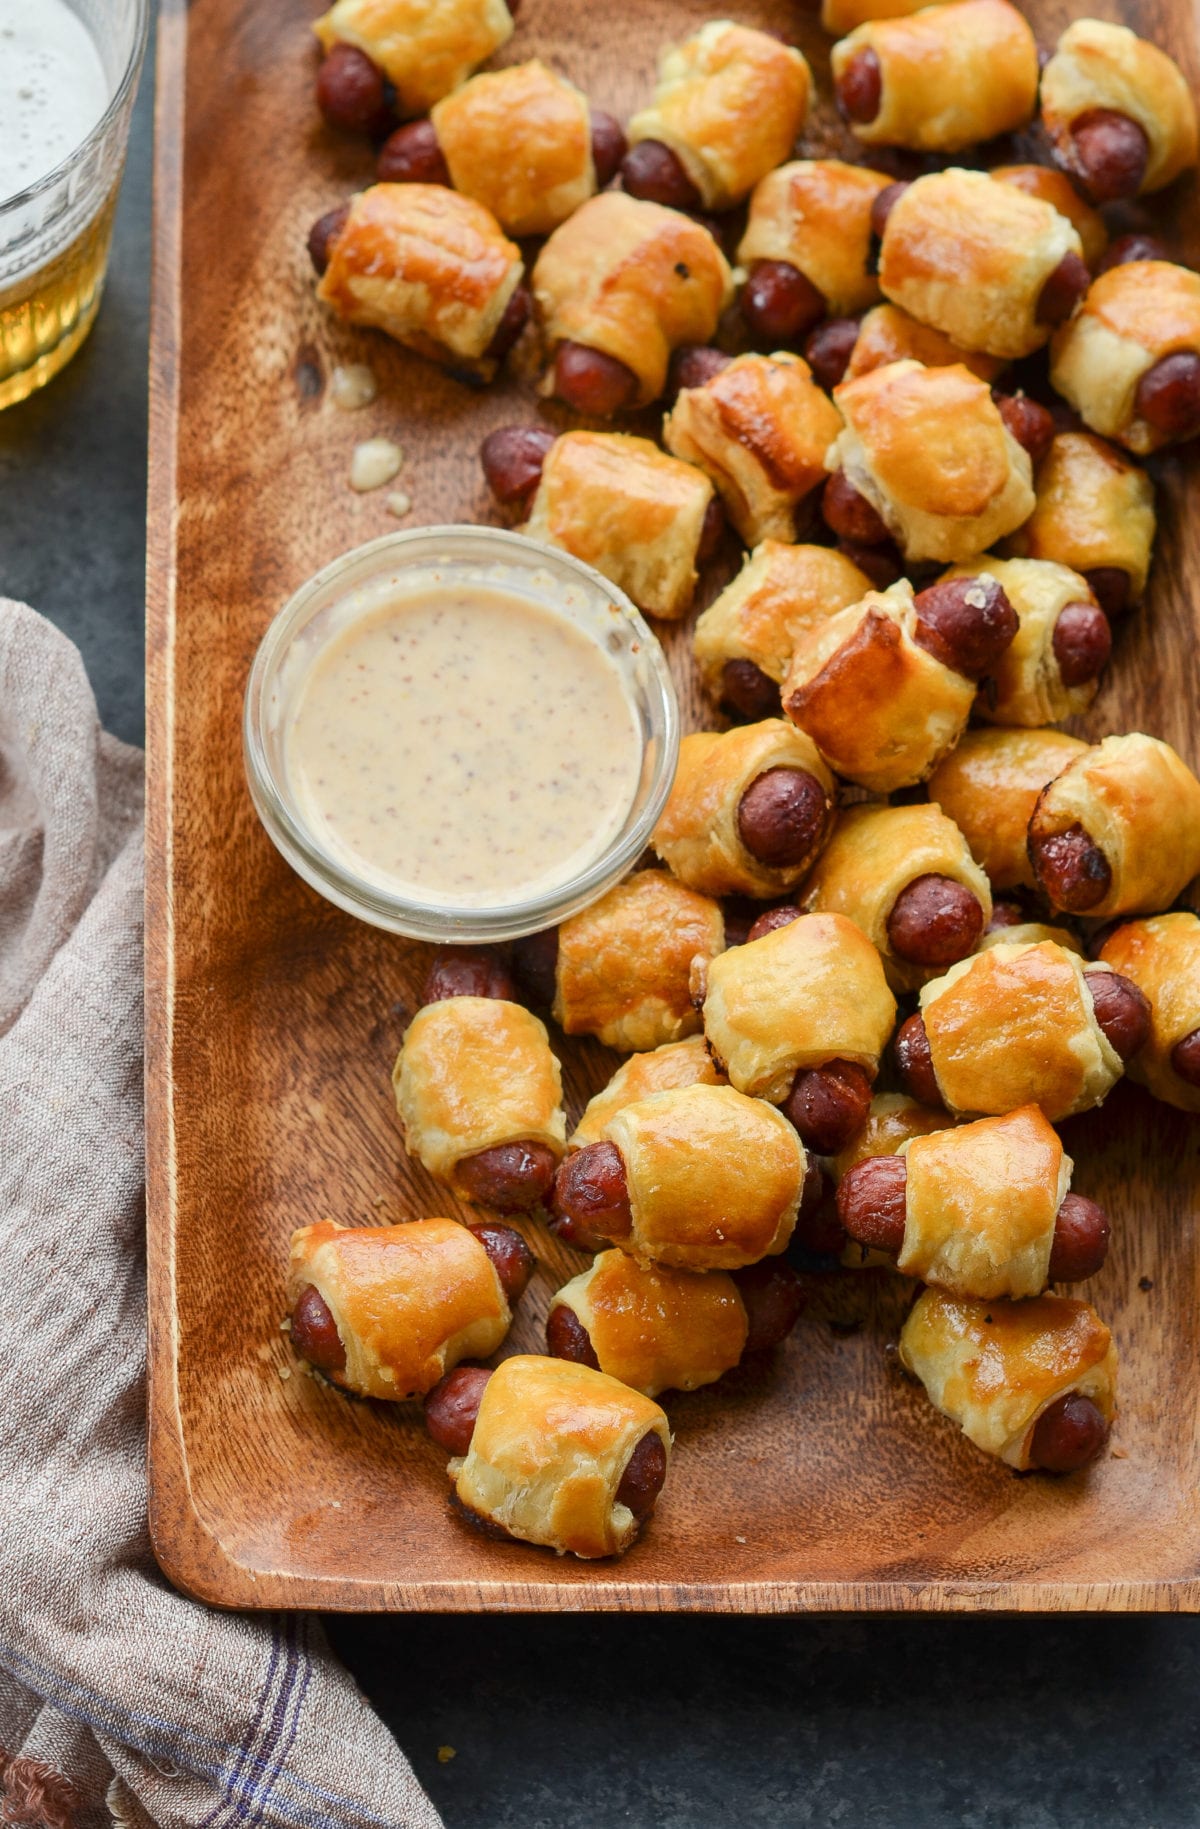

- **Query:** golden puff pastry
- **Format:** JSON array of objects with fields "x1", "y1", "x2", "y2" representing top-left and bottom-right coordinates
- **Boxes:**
[
  {"x1": 878, "y1": 169, "x2": 1085, "y2": 361},
  {"x1": 1003, "y1": 432, "x2": 1156, "y2": 614},
  {"x1": 314, "y1": 0, "x2": 513, "y2": 116},
  {"x1": 822, "y1": 0, "x2": 925, "y2": 33},
  {"x1": 652, "y1": 720, "x2": 837, "y2": 899},
  {"x1": 896, "y1": 1106, "x2": 1068, "y2": 1300},
  {"x1": 288, "y1": 1217, "x2": 510, "y2": 1400},
  {"x1": 799, "y1": 801, "x2": 991, "y2": 993},
  {"x1": 600, "y1": 1083, "x2": 805, "y2": 1270},
  {"x1": 701, "y1": 911, "x2": 896, "y2": 1105},
  {"x1": 917, "y1": 941, "x2": 1123, "y2": 1120},
  {"x1": 1041, "y1": 20, "x2": 1198, "y2": 199},
  {"x1": 553, "y1": 869, "x2": 725, "y2": 1053},
  {"x1": 828, "y1": 361, "x2": 1035, "y2": 564},
  {"x1": 628, "y1": 21, "x2": 811, "y2": 212},
  {"x1": 830, "y1": 0, "x2": 1038, "y2": 152},
  {"x1": 899, "y1": 1289, "x2": 1117, "y2": 1469},
  {"x1": 783, "y1": 580, "x2": 977, "y2": 794},
  {"x1": 392, "y1": 996, "x2": 565, "y2": 1192},
  {"x1": 979, "y1": 921, "x2": 1082, "y2": 955},
  {"x1": 521, "y1": 431, "x2": 713, "y2": 621},
  {"x1": 569, "y1": 1037, "x2": 723, "y2": 1150},
  {"x1": 926, "y1": 725, "x2": 1089, "y2": 893},
  {"x1": 430, "y1": 61, "x2": 594, "y2": 238},
  {"x1": 737, "y1": 160, "x2": 894, "y2": 319},
  {"x1": 989, "y1": 164, "x2": 1108, "y2": 270},
  {"x1": 663, "y1": 352, "x2": 842, "y2": 548},
  {"x1": 449, "y1": 1355, "x2": 671, "y2": 1559},
  {"x1": 946, "y1": 557, "x2": 1106, "y2": 727},
  {"x1": 1028, "y1": 733, "x2": 1200, "y2": 920},
  {"x1": 845, "y1": 303, "x2": 1004, "y2": 384},
  {"x1": 1050, "y1": 262, "x2": 1200, "y2": 457},
  {"x1": 316, "y1": 183, "x2": 523, "y2": 376},
  {"x1": 532, "y1": 193, "x2": 732, "y2": 408},
  {"x1": 1099, "y1": 913, "x2": 1200, "y2": 1114},
  {"x1": 692, "y1": 542, "x2": 873, "y2": 710},
  {"x1": 550, "y1": 1252, "x2": 750, "y2": 1397}
]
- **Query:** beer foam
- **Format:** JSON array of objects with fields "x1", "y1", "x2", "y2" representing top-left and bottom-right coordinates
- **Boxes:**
[{"x1": 0, "y1": 0, "x2": 110, "y2": 204}]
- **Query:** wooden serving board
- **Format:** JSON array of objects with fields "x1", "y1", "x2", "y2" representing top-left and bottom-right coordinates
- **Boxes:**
[{"x1": 146, "y1": 0, "x2": 1200, "y2": 1611}]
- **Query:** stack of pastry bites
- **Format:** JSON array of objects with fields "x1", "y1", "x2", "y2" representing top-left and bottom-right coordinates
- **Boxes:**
[{"x1": 289, "y1": 0, "x2": 1200, "y2": 1560}]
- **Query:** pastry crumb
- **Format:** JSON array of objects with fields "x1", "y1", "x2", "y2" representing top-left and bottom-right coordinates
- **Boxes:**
[
  {"x1": 735, "y1": 1535, "x2": 747, "y2": 1545},
  {"x1": 278, "y1": 1366, "x2": 291, "y2": 1381},
  {"x1": 1110, "y1": 1444, "x2": 1129, "y2": 1459},
  {"x1": 386, "y1": 489, "x2": 413, "y2": 519},
  {"x1": 350, "y1": 438, "x2": 404, "y2": 492},
  {"x1": 437, "y1": 1746, "x2": 456, "y2": 1764},
  {"x1": 256, "y1": 1342, "x2": 272, "y2": 1362},
  {"x1": 330, "y1": 363, "x2": 377, "y2": 411}
]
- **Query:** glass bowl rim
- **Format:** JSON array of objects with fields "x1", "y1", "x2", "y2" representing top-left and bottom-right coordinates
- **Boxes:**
[{"x1": 243, "y1": 524, "x2": 682, "y2": 942}]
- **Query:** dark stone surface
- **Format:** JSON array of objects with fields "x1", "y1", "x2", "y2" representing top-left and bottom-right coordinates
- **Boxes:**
[{"x1": 8, "y1": 31, "x2": 1200, "y2": 1829}]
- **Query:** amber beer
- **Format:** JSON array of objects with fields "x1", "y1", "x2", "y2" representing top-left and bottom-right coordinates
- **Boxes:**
[{"x1": 0, "y1": 0, "x2": 147, "y2": 410}]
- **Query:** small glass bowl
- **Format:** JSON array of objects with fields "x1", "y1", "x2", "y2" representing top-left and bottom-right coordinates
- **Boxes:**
[{"x1": 244, "y1": 526, "x2": 680, "y2": 943}]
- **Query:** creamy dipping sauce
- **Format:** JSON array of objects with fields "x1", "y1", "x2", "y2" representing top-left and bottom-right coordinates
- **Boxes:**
[{"x1": 283, "y1": 583, "x2": 643, "y2": 907}]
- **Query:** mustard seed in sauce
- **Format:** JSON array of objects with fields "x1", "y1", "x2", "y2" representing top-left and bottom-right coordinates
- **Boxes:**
[{"x1": 284, "y1": 585, "x2": 642, "y2": 907}]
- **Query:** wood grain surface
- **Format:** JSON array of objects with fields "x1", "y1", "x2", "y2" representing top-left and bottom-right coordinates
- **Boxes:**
[{"x1": 146, "y1": 0, "x2": 1200, "y2": 1611}]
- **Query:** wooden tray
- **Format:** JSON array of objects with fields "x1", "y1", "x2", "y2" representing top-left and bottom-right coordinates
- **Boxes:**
[{"x1": 146, "y1": 0, "x2": 1200, "y2": 1611}]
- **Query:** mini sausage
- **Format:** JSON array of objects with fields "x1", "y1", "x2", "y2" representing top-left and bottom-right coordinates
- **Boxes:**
[
  {"x1": 740, "y1": 261, "x2": 826, "y2": 348},
  {"x1": 1084, "y1": 970, "x2": 1151, "y2": 1061},
  {"x1": 455, "y1": 1142, "x2": 559, "y2": 1212},
  {"x1": 667, "y1": 343, "x2": 733, "y2": 396},
  {"x1": 1066, "y1": 108, "x2": 1150, "y2": 205},
  {"x1": 781, "y1": 1058, "x2": 874, "y2": 1154},
  {"x1": 821, "y1": 471, "x2": 892, "y2": 547},
  {"x1": 836, "y1": 539, "x2": 903, "y2": 590},
  {"x1": 485, "y1": 285, "x2": 532, "y2": 364},
  {"x1": 550, "y1": 1140, "x2": 633, "y2": 1250},
  {"x1": 835, "y1": 47, "x2": 881, "y2": 125},
  {"x1": 986, "y1": 899, "x2": 1027, "y2": 931},
  {"x1": 1028, "y1": 1389, "x2": 1110, "y2": 1471},
  {"x1": 720, "y1": 658, "x2": 781, "y2": 722},
  {"x1": 1027, "y1": 822, "x2": 1113, "y2": 913},
  {"x1": 736, "y1": 766, "x2": 833, "y2": 870},
  {"x1": 552, "y1": 341, "x2": 640, "y2": 416},
  {"x1": 1035, "y1": 252, "x2": 1091, "y2": 327},
  {"x1": 886, "y1": 874, "x2": 986, "y2": 968},
  {"x1": 746, "y1": 904, "x2": 802, "y2": 944},
  {"x1": 480, "y1": 425, "x2": 557, "y2": 507},
  {"x1": 910, "y1": 575, "x2": 1020, "y2": 681},
  {"x1": 1134, "y1": 353, "x2": 1200, "y2": 443},
  {"x1": 1094, "y1": 232, "x2": 1169, "y2": 275},
  {"x1": 616, "y1": 1430, "x2": 669, "y2": 1519},
  {"x1": 621, "y1": 140, "x2": 702, "y2": 211},
  {"x1": 837, "y1": 1155, "x2": 1111, "y2": 1280},
  {"x1": 422, "y1": 946, "x2": 518, "y2": 1004},
  {"x1": 316, "y1": 43, "x2": 396, "y2": 138},
  {"x1": 805, "y1": 317, "x2": 860, "y2": 391},
  {"x1": 424, "y1": 1364, "x2": 493, "y2": 1455},
  {"x1": 290, "y1": 1283, "x2": 347, "y2": 1373},
  {"x1": 307, "y1": 204, "x2": 351, "y2": 277},
  {"x1": 892, "y1": 1010, "x2": 945, "y2": 1109},
  {"x1": 512, "y1": 927, "x2": 559, "y2": 1009},
  {"x1": 868, "y1": 180, "x2": 908, "y2": 249},
  {"x1": 379, "y1": 108, "x2": 628, "y2": 190},
  {"x1": 1171, "y1": 1028, "x2": 1200, "y2": 1085},
  {"x1": 1083, "y1": 567, "x2": 1133, "y2": 621},
  {"x1": 994, "y1": 393, "x2": 1056, "y2": 469},
  {"x1": 1051, "y1": 601, "x2": 1112, "y2": 688}
]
